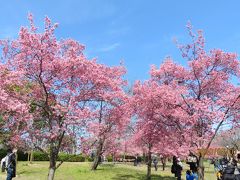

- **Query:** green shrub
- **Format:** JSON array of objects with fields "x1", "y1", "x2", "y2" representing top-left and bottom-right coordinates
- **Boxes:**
[
  {"x1": 86, "y1": 155, "x2": 94, "y2": 162},
  {"x1": 107, "y1": 155, "x2": 113, "y2": 162},
  {"x1": 32, "y1": 151, "x2": 86, "y2": 162},
  {"x1": 58, "y1": 153, "x2": 85, "y2": 162},
  {"x1": 72, "y1": 154, "x2": 85, "y2": 162},
  {"x1": 33, "y1": 151, "x2": 49, "y2": 161},
  {"x1": 0, "y1": 150, "x2": 87, "y2": 162}
]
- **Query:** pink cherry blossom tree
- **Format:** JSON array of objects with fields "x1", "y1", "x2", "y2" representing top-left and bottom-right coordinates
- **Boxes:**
[
  {"x1": 151, "y1": 24, "x2": 240, "y2": 179},
  {"x1": 130, "y1": 80, "x2": 190, "y2": 180},
  {"x1": 216, "y1": 127, "x2": 240, "y2": 151},
  {"x1": 0, "y1": 14, "x2": 128, "y2": 180},
  {"x1": 81, "y1": 91, "x2": 130, "y2": 170},
  {"x1": 0, "y1": 63, "x2": 30, "y2": 146}
]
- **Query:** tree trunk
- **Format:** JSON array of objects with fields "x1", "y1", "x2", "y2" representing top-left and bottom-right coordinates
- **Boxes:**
[
  {"x1": 146, "y1": 149, "x2": 152, "y2": 180},
  {"x1": 72, "y1": 125, "x2": 77, "y2": 154},
  {"x1": 112, "y1": 154, "x2": 115, "y2": 164},
  {"x1": 198, "y1": 154, "x2": 205, "y2": 180},
  {"x1": 47, "y1": 123, "x2": 65, "y2": 180},
  {"x1": 27, "y1": 152, "x2": 30, "y2": 163},
  {"x1": 92, "y1": 101, "x2": 105, "y2": 170},
  {"x1": 15, "y1": 151, "x2": 18, "y2": 177},
  {"x1": 72, "y1": 142, "x2": 76, "y2": 154},
  {"x1": 143, "y1": 153, "x2": 147, "y2": 163},
  {"x1": 30, "y1": 150, "x2": 33, "y2": 164},
  {"x1": 161, "y1": 156, "x2": 166, "y2": 171},
  {"x1": 91, "y1": 140, "x2": 104, "y2": 170},
  {"x1": 48, "y1": 148, "x2": 57, "y2": 180},
  {"x1": 162, "y1": 161, "x2": 166, "y2": 171},
  {"x1": 48, "y1": 167, "x2": 55, "y2": 180}
]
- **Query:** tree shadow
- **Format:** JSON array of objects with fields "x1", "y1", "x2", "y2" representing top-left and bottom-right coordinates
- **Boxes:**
[
  {"x1": 112, "y1": 173, "x2": 176, "y2": 180},
  {"x1": 18, "y1": 170, "x2": 27, "y2": 175},
  {"x1": 83, "y1": 163, "x2": 116, "y2": 172},
  {"x1": 100, "y1": 163, "x2": 115, "y2": 168}
]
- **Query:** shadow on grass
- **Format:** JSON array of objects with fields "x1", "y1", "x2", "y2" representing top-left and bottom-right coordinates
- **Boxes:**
[
  {"x1": 112, "y1": 173, "x2": 176, "y2": 180},
  {"x1": 100, "y1": 163, "x2": 115, "y2": 168},
  {"x1": 81, "y1": 164, "x2": 115, "y2": 172},
  {"x1": 18, "y1": 170, "x2": 27, "y2": 175},
  {"x1": 94, "y1": 163, "x2": 116, "y2": 171}
]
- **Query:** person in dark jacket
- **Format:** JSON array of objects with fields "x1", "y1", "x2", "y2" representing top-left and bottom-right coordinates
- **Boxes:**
[
  {"x1": 222, "y1": 151, "x2": 240, "y2": 180},
  {"x1": 186, "y1": 152, "x2": 198, "y2": 172},
  {"x1": 6, "y1": 148, "x2": 17, "y2": 180},
  {"x1": 172, "y1": 156, "x2": 183, "y2": 180}
]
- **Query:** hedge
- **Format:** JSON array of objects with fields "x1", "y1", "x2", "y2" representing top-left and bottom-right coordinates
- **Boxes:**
[
  {"x1": 33, "y1": 151, "x2": 49, "y2": 161},
  {"x1": 86, "y1": 156, "x2": 94, "y2": 162},
  {"x1": 0, "y1": 150, "x2": 99, "y2": 162},
  {"x1": 107, "y1": 155, "x2": 113, "y2": 162},
  {"x1": 58, "y1": 153, "x2": 85, "y2": 162},
  {"x1": 32, "y1": 151, "x2": 86, "y2": 162}
]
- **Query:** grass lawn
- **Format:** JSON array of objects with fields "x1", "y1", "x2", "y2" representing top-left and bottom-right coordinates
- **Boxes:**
[{"x1": 0, "y1": 161, "x2": 216, "y2": 180}]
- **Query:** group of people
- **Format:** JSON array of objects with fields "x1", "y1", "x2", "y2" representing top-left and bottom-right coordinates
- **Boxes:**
[
  {"x1": 0, "y1": 148, "x2": 17, "y2": 180},
  {"x1": 213, "y1": 152, "x2": 240, "y2": 180},
  {"x1": 1, "y1": 148, "x2": 240, "y2": 180},
  {"x1": 171, "y1": 153, "x2": 198, "y2": 180},
  {"x1": 171, "y1": 151, "x2": 240, "y2": 180}
]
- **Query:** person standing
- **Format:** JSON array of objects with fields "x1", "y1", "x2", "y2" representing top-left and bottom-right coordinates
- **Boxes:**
[
  {"x1": 222, "y1": 151, "x2": 240, "y2": 180},
  {"x1": 153, "y1": 158, "x2": 158, "y2": 171},
  {"x1": 171, "y1": 156, "x2": 183, "y2": 180},
  {"x1": 186, "y1": 152, "x2": 198, "y2": 173},
  {"x1": 133, "y1": 155, "x2": 137, "y2": 166},
  {"x1": 5, "y1": 148, "x2": 17, "y2": 180}
]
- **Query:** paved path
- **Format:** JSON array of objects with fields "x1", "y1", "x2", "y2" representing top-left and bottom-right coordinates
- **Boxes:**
[{"x1": 0, "y1": 173, "x2": 6, "y2": 179}]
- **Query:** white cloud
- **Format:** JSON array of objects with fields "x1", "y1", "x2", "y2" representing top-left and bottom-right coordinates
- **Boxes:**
[{"x1": 98, "y1": 43, "x2": 120, "y2": 52}]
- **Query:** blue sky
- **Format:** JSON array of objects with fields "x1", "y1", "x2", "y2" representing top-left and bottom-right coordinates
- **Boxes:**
[{"x1": 1, "y1": 0, "x2": 240, "y2": 83}]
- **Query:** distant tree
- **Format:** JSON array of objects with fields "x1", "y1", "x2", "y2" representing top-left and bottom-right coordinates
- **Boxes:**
[
  {"x1": 217, "y1": 128, "x2": 240, "y2": 151},
  {"x1": 82, "y1": 91, "x2": 130, "y2": 170},
  {"x1": 130, "y1": 80, "x2": 190, "y2": 180}
]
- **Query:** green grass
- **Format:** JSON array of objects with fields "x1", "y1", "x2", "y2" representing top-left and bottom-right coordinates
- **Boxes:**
[{"x1": 0, "y1": 161, "x2": 216, "y2": 180}]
